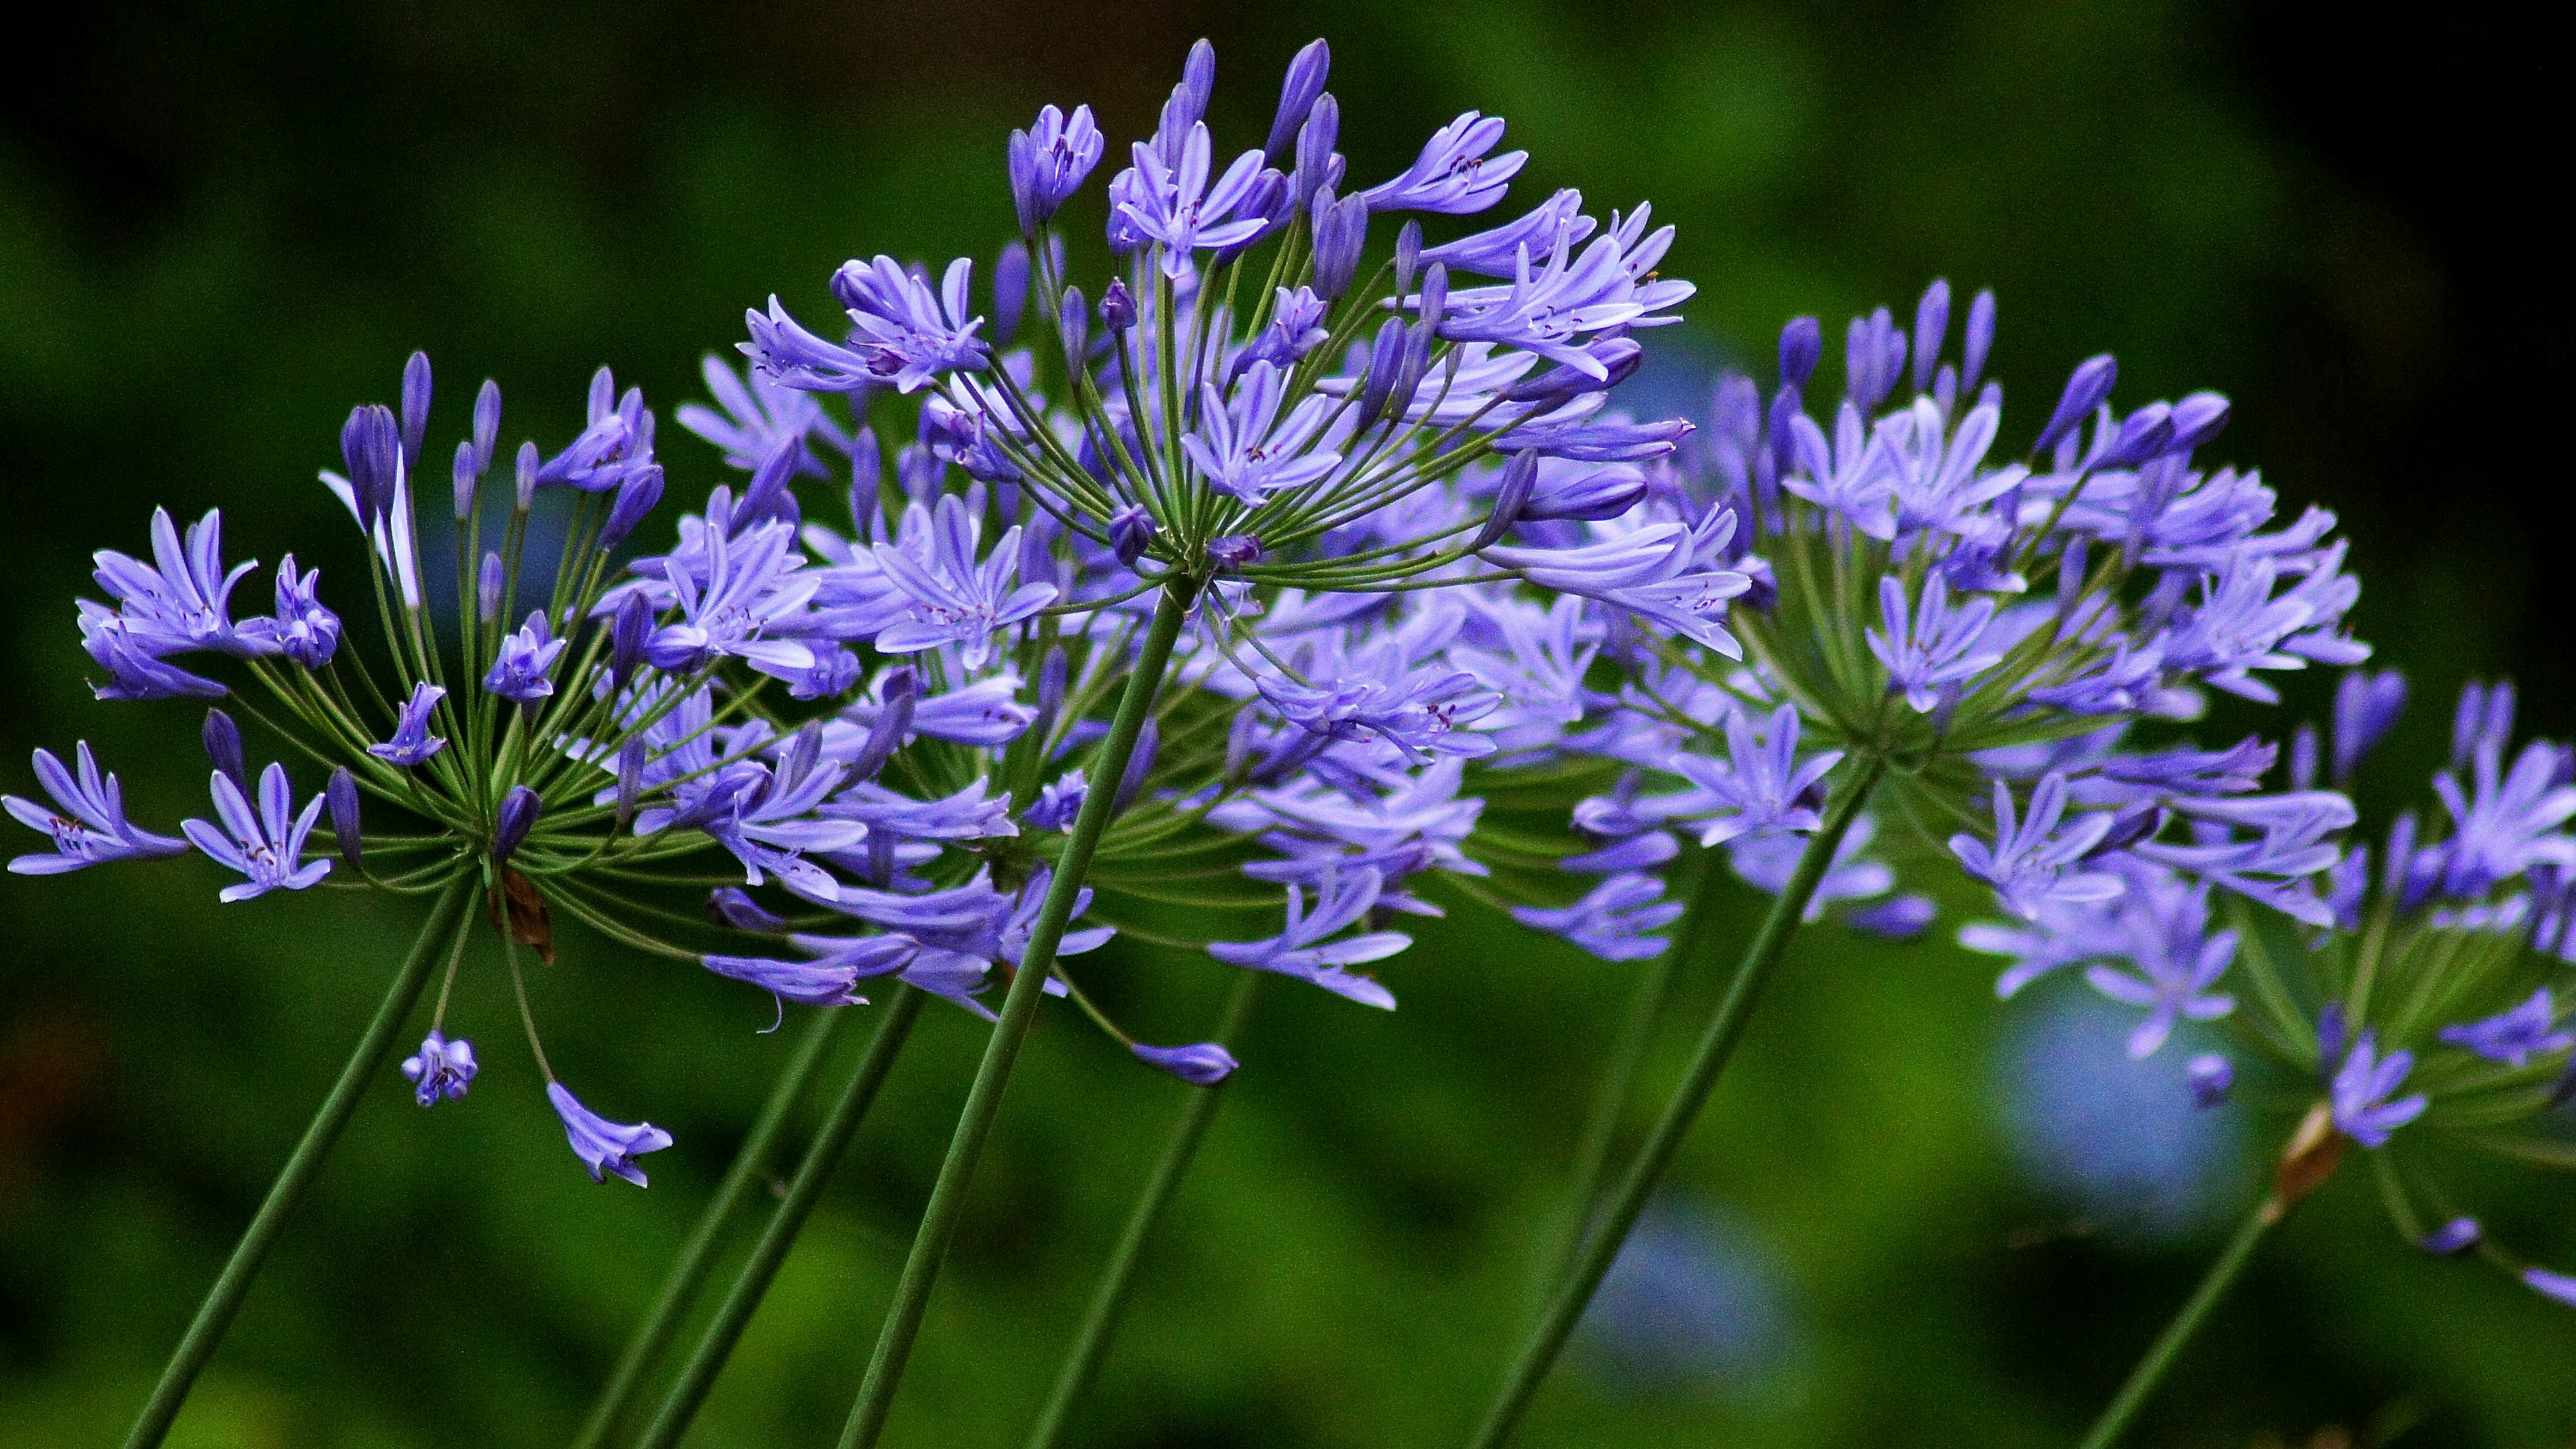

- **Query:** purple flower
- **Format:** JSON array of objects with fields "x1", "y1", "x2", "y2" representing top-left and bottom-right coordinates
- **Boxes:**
[
  {"x1": 2329, "y1": 1030, "x2": 2426, "y2": 1148},
  {"x1": 2430, "y1": 737, "x2": 2576, "y2": 898},
  {"x1": 2436, "y1": 989, "x2": 2573, "y2": 1069},
  {"x1": 1950, "y1": 774, "x2": 2124, "y2": 920},
  {"x1": 2186, "y1": 1054, "x2": 2233, "y2": 1108},
  {"x1": 1667, "y1": 704, "x2": 1841, "y2": 847},
  {"x1": 180, "y1": 761, "x2": 333, "y2": 902},
  {"x1": 1131, "y1": 1040, "x2": 1240, "y2": 1085},
  {"x1": 1112, "y1": 124, "x2": 1271, "y2": 279},
  {"x1": 676, "y1": 355, "x2": 845, "y2": 476},
  {"x1": 368, "y1": 682, "x2": 449, "y2": 767},
  {"x1": 1207, "y1": 534, "x2": 1264, "y2": 572},
  {"x1": 1008, "y1": 103, "x2": 1106, "y2": 233},
  {"x1": 1182, "y1": 360, "x2": 1342, "y2": 502},
  {"x1": 647, "y1": 520, "x2": 821, "y2": 680},
  {"x1": 402, "y1": 1032, "x2": 478, "y2": 1106},
  {"x1": 1208, "y1": 868, "x2": 1409, "y2": 1008},
  {"x1": 2524, "y1": 1267, "x2": 2576, "y2": 1309},
  {"x1": 1482, "y1": 510, "x2": 1750, "y2": 657},
  {"x1": 239, "y1": 555, "x2": 341, "y2": 667},
  {"x1": 6, "y1": 743, "x2": 190, "y2": 875},
  {"x1": 871, "y1": 496, "x2": 1057, "y2": 671},
  {"x1": 2418, "y1": 1217, "x2": 2481, "y2": 1255},
  {"x1": 1422, "y1": 189, "x2": 1591, "y2": 278},
  {"x1": 76, "y1": 608, "x2": 227, "y2": 700},
  {"x1": 1866, "y1": 573, "x2": 2002, "y2": 712},
  {"x1": 90, "y1": 507, "x2": 272, "y2": 659},
  {"x1": 484, "y1": 610, "x2": 568, "y2": 703},
  {"x1": 1024, "y1": 769, "x2": 1087, "y2": 833},
  {"x1": 704, "y1": 934, "x2": 914, "y2": 1012},
  {"x1": 492, "y1": 785, "x2": 541, "y2": 864},
  {"x1": 326, "y1": 767, "x2": 362, "y2": 871},
  {"x1": 547, "y1": 1081, "x2": 674, "y2": 1186},
  {"x1": 1440, "y1": 226, "x2": 1690, "y2": 378},
  {"x1": 2331, "y1": 668, "x2": 2407, "y2": 784},
  {"x1": 2080, "y1": 881, "x2": 2237, "y2": 1059},
  {"x1": 832, "y1": 255, "x2": 992, "y2": 392},
  {"x1": 1360, "y1": 111, "x2": 1525, "y2": 215},
  {"x1": 1511, "y1": 873, "x2": 1682, "y2": 961}
]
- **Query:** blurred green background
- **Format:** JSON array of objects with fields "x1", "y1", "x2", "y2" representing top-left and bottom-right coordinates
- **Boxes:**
[{"x1": 3, "y1": 2, "x2": 2569, "y2": 1446}]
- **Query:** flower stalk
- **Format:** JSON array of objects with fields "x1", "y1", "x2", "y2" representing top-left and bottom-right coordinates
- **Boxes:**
[
  {"x1": 124, "y1": 870, "x2": 476, "y2": 1449},
  {"x1": 839, "y1": 580, "x2": 1199, "y2": 1449},
  {"x1": 1022, "y1": 969, "x2": 1265, "y2": 1449},
  {"x1": 1465, "y1": 754, "x2": 1885, "y2": 1449}
]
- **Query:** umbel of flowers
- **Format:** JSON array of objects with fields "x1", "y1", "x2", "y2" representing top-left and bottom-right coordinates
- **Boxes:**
[
  {"x1": 1966, "y1": 672, "x2": 2576, "y2": 1446},
  {"x1": 1457, "y1": 282, "x2": 2377, "y2": 1446},
  {"x1": 9, "y1": 36, "x2": 1756, "y2": 1449}
]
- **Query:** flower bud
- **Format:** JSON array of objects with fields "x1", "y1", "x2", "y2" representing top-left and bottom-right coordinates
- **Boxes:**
[
  {"x1": 598, "y1": 464, "x2": 665, "y2": 551},
  {"x1": 1910, "y1": 279, "x2": 1950, "y2": 396},
  {"x1": 339, "y1": 404, "x2": 400, "y2": 522},
  {"x1": 1469, "y1": 451, "x2": 1538, "y2": 551},
  {"x1": 514, "y1": 439, "x2": 539, "y2": 511},
  {"x1": 398, "y1": 350, "x2": 433, "y2": 480},
  {"x1": 1059, "y1": 286, "x2": 1090, "y2": 372},
  {"x1": 1131, "y1": 1040, "x2": 1239, "y2": 1085},
  {"x1": 471, "y1": 378, "x2": 502, "y2": 475},
  {"x1": 608, "y1": 590, "x2": 650, "y2": 692},
  {"x1": 994, "y1": 240, "x2": 1030, "y2": 347},
  {"x1": 1100, "y1": 279, "x2": 1138, "y2": 333},
  {"x1": 1393, "y1": 220, "x2": 1422, "y2": 301},
  {"x1": 1309, "y1": 188, "x2": 1368, "y2": 302},
  {"x1": 492, "y1": 785, "x2": 541, "y2": 864},
  {"x1": 2035, "y1": 354, "x2": 2118, "y2": 458},
  {"x1": 2186, "y1": 1053, "x2": 2233, "y2": 1109},
  {"x1": 477, "y1": 551, "x2": 504, "y2": 624},
  {"x1": 202, "y1": 708, "x2": 248, "y2": 792},
  {"x1": 326, "y1": 765, "x2": 363, "y2": 872},
  {"x1": 1207, "y1": 534, "x2": 1263, "y2": 572},
  {"x1": 1777, "y1": 316, "x2": 1823, "y2": 391},
  {"x1": 1109, "y1": 504, "x2": 1155, "y2": 566},
  {"x1": 1264, "y1": 39, "x2": 1331, "y2": 163},
  {"x1": 707, "y1": 886, "x2": 791, "y2": 934},
  {"x1": 1111, "y1": 717, "x2": 1159, "y2": 818},
  {"x1": 1027, "y1": 647, "x2": 1069, "y2": 754},
  {"x1": 614, "y1": 737, "x2": 645, "y2": 831},
  {"x1": 1293, "y1": 93, "x2": 1341, "y2": 211},
  {"x1": 451, "y1": 441, "x2": 479, "y2": 521},
  {"x1": 1962, "y1": 290, "x2": 1996, "y2": 396}
]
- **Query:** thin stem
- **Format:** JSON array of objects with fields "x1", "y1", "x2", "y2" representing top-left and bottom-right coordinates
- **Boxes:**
[
  {"x1": 1463, "y1": 755, "x2": 1885, "y2": 1449},
  {"x1": 635, "y1": 987, "x2": 925, "y2": 1449},
  {"x1": 566, "y1": 1006, "x2": 848, "y2": 1449},
  {"x1": 125, "y1": 872, "x2": 475, "y2": 1449},
  {"x1": 1022, "y1": 971, "x2": 1265, "y2": 1449},
  {"x1": 837, "y1": 580, "x2": 1201, "y2": 1449},
  {"x1": 2074, "y1": 1200, "x2": 2275, "y2": 1449}
]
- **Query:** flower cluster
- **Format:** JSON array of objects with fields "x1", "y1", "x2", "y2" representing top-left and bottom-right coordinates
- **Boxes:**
[
  {"x1": 10, "y1": 38, "x2": 1734, "y2": 1181},
  {"x1": 1970, "y1": 670, "x2": 2576, "y2": 1309}
]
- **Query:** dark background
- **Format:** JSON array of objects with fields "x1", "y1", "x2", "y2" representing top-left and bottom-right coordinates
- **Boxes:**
[{"x1": 3, "y1": 3, "x2": 2569, "y2": 1446}]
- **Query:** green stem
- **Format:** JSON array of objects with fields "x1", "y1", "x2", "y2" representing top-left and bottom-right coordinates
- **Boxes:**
[
  {"x1": 635, "y1": 987, "x2": 925, "y2": 1449},
  {"x1": 2074, "y1": 1199, "x2": 2276, "y2": 1449},
  {"x1": 1022, "y1": 971, "x2": 1265, "y2": 1449},
  {"x1": 125, "y1": 871, "x2": 475, "y2": 1449},
  {"x1": 567, "y1": 1005, "x2": 848, "y2": 1449},
  {"x1": 1464, "y1": 755, "x2": 1885, "y2": 1449},
  {"x1": 837, "y1": 581, "x2": 1199, "y2": 1449}
]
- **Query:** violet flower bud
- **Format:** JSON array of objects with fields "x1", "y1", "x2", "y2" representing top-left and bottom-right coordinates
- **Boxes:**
[
  {"x1": 2167, "y1": 390, "x2": 2231, "y2": 454},
  {"x1": 1059, "y1": 286, "x2": 1090, "y2": 372},
  {"x1": 608, "y1": 590, "x2": 650, "y2": 692},
  {"x1": 1309, "y1": 189, "x2": 1368, "y2": 301},
  {"x1": 1910, "y1": 279, "x2": 1950, "y2": 396},
  {"x1": 707, "y1": 886, "x2": 791, "y2": 934},
  {"x1": 2418, "y1": 1217, "x2": 2482, "y2": 1255},
  {"x1": 1293, "y1": 93, "x2": 1341, "y2": 212},
  {"x1": 1766, "y1": 385, "x2": 1804, "y2": 480},
  {"x1": 1028, "y1": 646, "x2": 1069, "y2": 753},
  {"x1": 994, "y1": 240, "x2": 1030, "y2": 347},
  {"x1": 398, "y1": 350, "x2": 433, "y2": 480},
  {"x1": 1109, "y1": 504, "x2": 1155, "y2": 566},
  {"x1": 1352, "y1": 317, "x2": 1408, "y2": 429},
  {"x1": 1207, "y1": 534, "x2": 1263, "y2": 572},
  {"x1": 477, "y1": 551, "x2": 504, "y2": 624},
  {"x1": 2186, "y1": 1054, "x2": 2233, "y2": 1109},
  {"x1": 202, "y1": 708, "x2": 248, "y2": 792},
  {"x1": 2290, "y1": 725, "x2": 2321, "y2": 791},
  {"x1": 1393, "y1": 220, "x2": 1422, "y2": 300},
  {"x1": 1132, "y1": 1040, "x2": 1239, "y2": 1085},
  {"x1": 1099, "y1": 279, "x2": 1138, "y2": 334},
  {"x1": 514, "y1": 439, "x2": 539, "y2": 511},
  {"x1": 614, "y1": 737, "x2": 645, "y2": 830},
  {"x1": 471, "y1": 378, "x2": 502, "y2": 476},
  {"x1": 2316, "y1": 1002, "x2": 2349, "y2": 1078},
  {"x1": 326, "y1": 765, "x2": 363, "y2": 872},
  {"x1": 1962, "y1": 290, "x2": 1996, "y2": 396},
  {"x1": 451, "y1": 441, "x2": 480, "y2": 521},
  {"x1": 1110, "y1": 717, "x2": 1159, "y2": 818},
  {"x1": 1776, "y1": 315, "x2": 1822, "y2": 390},
  {"x1": 1470, "y1": 451, "x2": 1538, "y2": 551},
  {"x1": 848, "y1": 667, "x2": 916, "y2": 782},
  {"x1": 1264, "y1": 38, "x2": 1331, "y2": 162},
  {"x1": 2035, "y1": 354, "x2": 2118, "y2": 458},
  {"x1": 597, "y1": 464, "x2": 664, "y2": 551},
  {"x1": 339, "y1": 404, "x2": 400, "y2": 521},
  {"x1": 492, "y1": 785, "x2": 541, "y2": 864},
  {"x1": 2094, "y1": 402, "x2": 2175, "y2": 469}
]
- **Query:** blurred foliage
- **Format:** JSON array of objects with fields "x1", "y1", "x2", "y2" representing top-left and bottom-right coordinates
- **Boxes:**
[{"x1": 1, "y1": 2, "x2": 2568, "y2": 1446}]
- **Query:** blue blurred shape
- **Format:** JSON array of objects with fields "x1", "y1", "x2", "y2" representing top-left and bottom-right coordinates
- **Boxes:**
[
  {"x1": 1994, "y1": 988, "x2": 2248, "y2": 1238},
  {"x1": 1575, "y1": 1195, "x2": 1793, "y2": 1395}
]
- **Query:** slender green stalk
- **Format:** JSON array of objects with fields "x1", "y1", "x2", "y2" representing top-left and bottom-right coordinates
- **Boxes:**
[
  {"x1": 636, "y1": 987, "x2": 926, "y2": 1449},
  {"x1": 567, "y1": 1006, "x2": 847, "y2": 1449},
  {"x1": 1464, "y1": 756, "x2": 1885, "y2": 1449},
  {"x1": 2074, "y1": 1199, "x2": 2275, "y2": 1449},
  {"x1": 1531, "y1": 851, "x2": 1723, "y2": 1301},
  {"x1": 125, "y1": 871, "x2": 475, "y2": 1449},
  {"x1": 838, "y1": 581, "x2": 1199, "y2": 1449},
  {"x1": 1022, "y1": 971, "x2": 1265, "y2": 1449}
]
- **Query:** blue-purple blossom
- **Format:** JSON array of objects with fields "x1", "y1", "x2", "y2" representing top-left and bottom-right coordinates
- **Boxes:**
[
  {"x1": 1183, "y1": 361, "x2": 1342, "y2": 502},
  {"x1": 369, "y1": 682, "x2": 449, "y2": 766},
  {"x1": 1482, "y1": 510, "x2": 1750, "y2": 656},
  {"x1": 2080, "y1": 879, "x2": 2237, "y2": 1059},
  {"x1": 6, "y1": 743, "x2": 190, "y2": 875},
  {"x1": 1867, "y1": 572, "x2": 2003, "y2": 712},
  {"x1": 1360, "y1": 111, "x2": 1523, "y2": 215},
  {"x1": 2418, "y1": 1217, "x2": 2482, "y2": 1254},
  {"x1": 2436, "y1": 989, "x2": 2573, "y2": 1069},
  {"x1": 91, "y1": 507, "x2": 271, "y2": 659},
  {"x1": 2331, "y1": 668, "x2": 2407, "y2": 784},
  {"x1": 492, "y1": 786, "x2": 541, "y2": 864},
  {"x1": 1009, "y1": 103, "x2": 1106, "y2": 233},
  {"x1": 547, "y1": 1081, "x2": 674, "y2": 1187},
  {"x1": 1667, "y1": 704, "x2": 1841, "y2": 847},
  {"x1": 704, "y1": 934, "x2": 914, "y2": 1012},
  {"x1": 1112, "y1": 124, "x2": 1270, "y2": 278},
  {"x1": 2428, "y1": 736, "x2": 2576, "y2": 898},
  {"x1": 871, "y1": 496, "x2": 1057, "y2": 671},
  {"x1": 402, "y1": 1032, "x2": 478, "y2": 1106},
  {"x1": 1208, "y1": 868, "x2": 1407, "y2": 1008},
  {"x1": 242, "y1": 555, "x2": 341, "y2": 667},
  {"x1": 1951, "y1": 774, "x2": 2123, "y2": 921},
  {"x1": 2524, "y1": 1268, "x2": 2576, "y2": 1309},
  {"x1": 2330, "y1": 1030, "x2": 2426, "y2": 1148},
  {"x1": 1511, "y1": 873, "x2": 1681, "y2": 961},
  {"x1": 180, "y1": 761, "x2": 333, "y2": 902},
  {"x1": 484, "y1": 610, "x2": 568, "y2": 703},
  {"x1": 77, "y1": 608, "x2": 227, "y2": 700}
]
